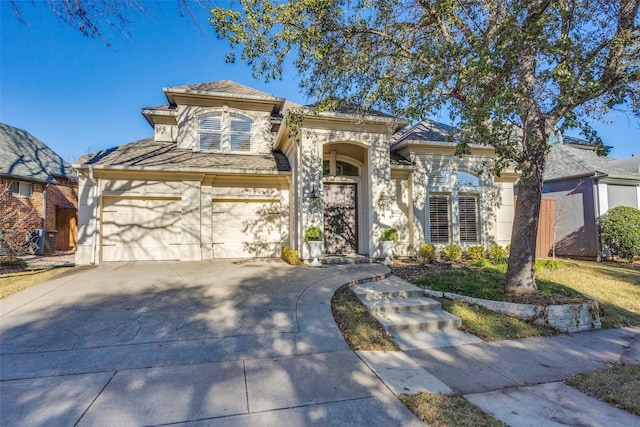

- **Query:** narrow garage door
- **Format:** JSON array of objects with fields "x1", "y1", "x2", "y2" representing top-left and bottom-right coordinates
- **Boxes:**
[
  {"x1": 212, "y1": 200, "x2": 282, "y2": 258},
  {"x1": 102, "y1": 198, "x2": 182, "y2": 261}
]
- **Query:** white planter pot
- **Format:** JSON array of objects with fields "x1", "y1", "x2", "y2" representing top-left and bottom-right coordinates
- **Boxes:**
[
  {"x1": 380, "y1": 240, "x2": 395, "y2": 265},
  {"x1": 307, "y1": 241, "x2": 323, "y2": 267}
]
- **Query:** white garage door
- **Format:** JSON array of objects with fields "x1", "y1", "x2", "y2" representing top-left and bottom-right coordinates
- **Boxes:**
[
  {"x1": 212, "y1": 200, "x2": 282, "y2": 258},
  {"x1": 102, "y1": 198, "x2": 182, "y2": 261}
]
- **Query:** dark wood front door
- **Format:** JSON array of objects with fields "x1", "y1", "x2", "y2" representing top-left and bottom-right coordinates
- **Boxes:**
[{"x1": 324, "y1": 183, "x2": 357, "y2": 254}]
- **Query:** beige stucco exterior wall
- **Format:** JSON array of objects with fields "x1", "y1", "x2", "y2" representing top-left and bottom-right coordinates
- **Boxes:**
[
  {"x1": 400, "y1": 146, "x2": 517, "y2": 250},
  {"x1": 289, "y1": 121, "x2": 396, "y2": 259}
]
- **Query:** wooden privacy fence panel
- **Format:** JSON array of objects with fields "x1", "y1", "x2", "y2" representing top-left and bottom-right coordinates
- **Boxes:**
[
  {"x1": 536, "y1": 198, "x2": 555, "y2": 258},
  {"x1": 513, "y1": 197, "x2": 555, "y2": 258}
]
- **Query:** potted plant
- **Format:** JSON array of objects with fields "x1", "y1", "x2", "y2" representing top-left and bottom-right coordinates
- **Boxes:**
[
  {"x1": 380, "y1": 227, "x2": 398, "y2": 265},
  {"x1": 305, "y1": 226, "x2": 324, "y2": 267}
]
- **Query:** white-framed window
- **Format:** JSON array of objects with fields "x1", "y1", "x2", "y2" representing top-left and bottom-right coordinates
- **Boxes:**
[
  {"x1": 427, "y1": 169, "x2": 482, "y2": 245},
  {"x1": 429, "y1": 194, "x2": 450, "y2": 243},
  {"x1": 198, "y1": 111, "x2": 252, "y2": 152},
  {"x1": 459, "y1": 195, "x2": 479, "y2": 243},
  {"x1": 9, "y1": 181, "x2": 33, "y2": 198}
]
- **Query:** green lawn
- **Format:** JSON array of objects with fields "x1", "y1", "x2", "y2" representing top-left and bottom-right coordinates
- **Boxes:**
[{"x1": 412, "y1": 260, "x2": 640, "y2": 330}]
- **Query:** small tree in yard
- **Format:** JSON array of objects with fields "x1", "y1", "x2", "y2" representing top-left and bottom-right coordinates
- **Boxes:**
[
  {"x1": 600, "y1": 206, "x2": 640, "y2": 261},
  {"x1": 0, "y1": 183, "x2": 38, "y2": 259},
  {"x1": 211, "y1": 0, "x2": 640, "y2": 295}
]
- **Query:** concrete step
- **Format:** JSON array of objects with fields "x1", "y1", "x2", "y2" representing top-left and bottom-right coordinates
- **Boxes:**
[
  {"x1": 389, "y1": 328, "x2": 484, "y2": 351},
  {"x1": 322, "y1": 255, "x2": 372, "y2": 265},
  {"x1": 365, "y1": 296, "x2": 442, "y2": 314},
  {"x1": 352, "y1": 276, "x2": 424, "y2": 300},
  {"x1": 376, "y1": 310, "x2": 463, "y2": 333}
]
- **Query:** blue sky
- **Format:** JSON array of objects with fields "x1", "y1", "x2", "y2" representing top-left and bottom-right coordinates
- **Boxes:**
[{"x1": 1, "y1": 1, "x2": 638, "y2": 164}]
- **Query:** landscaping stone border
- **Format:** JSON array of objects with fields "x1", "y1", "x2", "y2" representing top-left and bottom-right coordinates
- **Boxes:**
[{"x1": 423, "y1": 289, "x2": 602, "y2": 333}]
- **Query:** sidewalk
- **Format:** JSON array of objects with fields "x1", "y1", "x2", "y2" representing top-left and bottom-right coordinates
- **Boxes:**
[{"x1": 352, "y1": 273, "x2": 640, "y2": 426}]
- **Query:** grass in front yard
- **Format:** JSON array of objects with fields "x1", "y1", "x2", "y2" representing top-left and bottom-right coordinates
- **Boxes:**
[
  {"x1": 439, "y1": 298, "x2": 557, "y2": 341},
  {"x1": 399, "y1": 392, "x2": 506, "y2": 427},
  {"x1": 414, "y1": 265, "x2": 582, "y2": 300},
  {"x1": 535, "y1": 261, "x2": 640, "y2": 328},
  {"x1": 0, "y1": 267, "x2": 81, "y2": 299},
  {"x1": 412, "y1": 260, "x2": 640, "y2": 329},
  {"x1": 566, "y1": 364, "x2": 640, "y2": 415},
  {"x1": 331, "y1": 286, "x2": 399, "y2": 351}
]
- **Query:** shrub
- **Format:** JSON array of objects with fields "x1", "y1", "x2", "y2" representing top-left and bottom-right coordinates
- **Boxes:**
[
  {"x1": 418, "y1": 243, "x2": 438, "y2": 263},
  {"x1": 304, "y1": 226, "x2": 323, "y2": 241},
  {"x1": 471, "y1": 258, "x2": 493, "y2": 268},
  {"x1": 442, "y1": 244, "x2": 462, "y2": 262},
  {"x1": 466, "y1": 245, "x2": 486, "y2": 261},
  {"x1": 489, "y1": 244, "x2": 508, "y2": 264},
  {"x1": 600, "y1": 206, "x2": 640, "y2": 261},
  {"x1": 281, "y1": 246, "x2": 301, "y2": 265},
  {"x1": 381, "y1": 227, "x2": 399, "y2": 242}
]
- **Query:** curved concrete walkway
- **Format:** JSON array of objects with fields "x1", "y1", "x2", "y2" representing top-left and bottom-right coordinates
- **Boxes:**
[{"x1": 0, "y1": 260, "x2": 423, "y2": 426}]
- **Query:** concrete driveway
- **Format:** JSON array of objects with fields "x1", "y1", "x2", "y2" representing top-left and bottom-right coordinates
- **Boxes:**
[{"x1": 0, "y1": 260, "x2": 422, "y2": 426}]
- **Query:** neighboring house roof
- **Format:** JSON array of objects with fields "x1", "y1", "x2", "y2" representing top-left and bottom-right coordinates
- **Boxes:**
[
  {"x1": 612, "y1": 155, "x2": 640, "y2": 173},
  {"x1": 165, "y1": 80, "x2": 284, "y2": 103},
  {"x1": 544, "y1": 143, "x2": 640, "y2": 182},
  {"x1": 75, "y1": 139, "x2": 291, "y2": 173},
  {"x1": 0, "y1": 123, "x2": 76, "y2": 182}
]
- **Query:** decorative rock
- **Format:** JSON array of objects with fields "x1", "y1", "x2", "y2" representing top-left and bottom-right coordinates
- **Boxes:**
[{"x1": 434, "y1": 292, "x2": 601, "y2": 333}]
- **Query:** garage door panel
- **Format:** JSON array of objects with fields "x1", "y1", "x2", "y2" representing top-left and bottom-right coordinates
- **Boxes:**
[
  {"x1": 102, "y1": 198, "x2": 181, "y2": 261},
  {"x1": 212, "y1": 201, "x2": 282, "y2": 258}
]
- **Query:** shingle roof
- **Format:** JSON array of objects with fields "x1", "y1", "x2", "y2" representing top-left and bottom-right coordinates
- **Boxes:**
[
  {"x1": 75, "y1": 139, "x2": 291, "y2": 173},
  {"x1": 612, "y1": 156, "x2": 640, "y2": 173},
  {"x1": 0, "y1": 123, "x2": 75, "y2": 182},
  {"x1": 544, "y1": 143, "x2": 640, "y2": 181},
  {"x1": 390, "y1": 151, "x2": 414, "y2": 166},
  {"x1": 304, "y1": 102, "x2": 395, "y2": 119},
  {"x1": 166, "y1": 80, "x2": 283, "y2": 102},
  {"x1": 392, "y1": 119, "x2": 459, "y2": 146}
]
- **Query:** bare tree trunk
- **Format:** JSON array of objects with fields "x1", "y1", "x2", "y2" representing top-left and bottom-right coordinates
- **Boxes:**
[{"x1": 504, "y1": 179, "x2": 542, "y2": 294}]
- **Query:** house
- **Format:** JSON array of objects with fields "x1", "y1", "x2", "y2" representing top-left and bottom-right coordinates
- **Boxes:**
[
  {"x1": 542, "y1": 138, "x2": 640, "y2": 259},
  {"x1": 73, "y1": 80, "x2": 518, "y2": 264},
  {"x1": 0, "y1": 123, "x2": 78, "y2": 253}
]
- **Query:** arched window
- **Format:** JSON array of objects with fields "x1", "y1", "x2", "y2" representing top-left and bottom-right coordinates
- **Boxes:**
[
  {"x1": 229, "y1": 113, "x2": 252, "y2": 151},
  {"x1": 198, "y1": 111, "x2": 252, "y2": 152},
  {"x1": 457, "y1": 171, "x2": 480, "y2": 187},
  {"x1": 199, "y1": 112, "x2": 223, "y2": 151}
]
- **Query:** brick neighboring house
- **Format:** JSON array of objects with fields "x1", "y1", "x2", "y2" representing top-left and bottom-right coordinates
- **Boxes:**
[{"x1": 0, "y1": 123, "x2": 78, "y2": 253}]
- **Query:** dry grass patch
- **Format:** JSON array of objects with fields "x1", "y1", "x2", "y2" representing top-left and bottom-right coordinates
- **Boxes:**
[
  {"x1": 439, "y1": 298, "x2": 557, "y2": 341},
  {"x1": 399, "y1": 392, "x2": 506, "y2": 427},
  {"x1": 331, "y1": 285, "x2": 399, "y2": 351},
  {"x1": 566, "y1": 364, "x2": 640, "y2": 415},
  {"x1": 0, "y1": 266, "x2": 86, "y2": 299},
  {"x1": 535, "y1": 261, "x2": 640, "y2": 328}
]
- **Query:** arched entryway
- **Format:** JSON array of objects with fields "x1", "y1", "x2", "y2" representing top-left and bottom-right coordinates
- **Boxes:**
[{"x1": 322, "y1": 143, "x2": 368, "y2": 254}]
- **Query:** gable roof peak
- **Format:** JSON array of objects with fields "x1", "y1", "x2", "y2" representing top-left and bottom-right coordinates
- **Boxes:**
[{"x1": 164, "y1": 80, "x2": 284, "y2": 103}]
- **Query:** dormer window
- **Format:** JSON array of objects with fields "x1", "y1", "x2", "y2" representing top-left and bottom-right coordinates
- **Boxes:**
[{"x1": 198, "y1": 111, "x2": 252, "y2": 152}]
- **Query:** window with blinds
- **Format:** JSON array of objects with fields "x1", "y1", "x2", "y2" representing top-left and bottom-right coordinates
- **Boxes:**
[
  {"x1": 229, "y1": 113, "x2": 252, "y2": 151},
  {"x1": 459, "y1": 195, "x2": 479, "y2": 243},
  {"x1": 199, "y1": 112, "x2": 223, "y2": 150},
  {"x1": 198, "y1": 111, "x2": 252, "y2": 152},
  {"x1": 429, "y1": 195, "x2": 450, "y2": 243}
]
